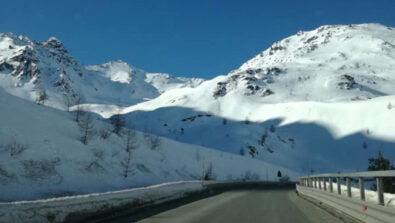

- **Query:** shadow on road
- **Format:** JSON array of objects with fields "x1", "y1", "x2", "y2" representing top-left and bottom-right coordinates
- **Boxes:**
[{"x1": 85, "y1": 182, "x2": 296, "y2": 223}]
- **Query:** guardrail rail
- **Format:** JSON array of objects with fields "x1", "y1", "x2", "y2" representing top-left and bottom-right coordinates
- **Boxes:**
[{"x1": 297, "y1": 170, "x2": 395, "y2": 223}]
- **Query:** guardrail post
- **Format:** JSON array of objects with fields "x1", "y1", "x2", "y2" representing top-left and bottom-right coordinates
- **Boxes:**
[
  {"x1": 323, "y1": 178, "x2": 327, "y2": 191},
  {"x1": 337, "y1": 177, "x2": 341, "y2": 195},
  {"x1": 346, "y1": 177, "x2": 352, "y2": 198},
  {"x1": 377, "y1": 177, "x2": 384, "y2": 205},
  {"x1": 318, "y1": 178, "x2": 322, "y2": 190},
  {"x1": 359, "y1": 177, "x2": 365, "y2": 201},
  {"x1": 329, "y1": 177, "x2": 333, "y2": 193}
]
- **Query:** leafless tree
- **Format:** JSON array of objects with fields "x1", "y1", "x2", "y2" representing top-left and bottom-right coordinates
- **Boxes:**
[
  {"x1": 7, "y1": 140, "x2": 28, "y2": 157},
  {"x1": 36, "y1": 89, "x2": 48, "y2": 105},
  {"x1": 63, "y1": 93, "x2": 71, "y2": 111},
  {"x1": 203, "y1": 162, "x2": 215, "y2": 180},
  {"x1": 145, "y1": 133, "x2": 161, "y2": 151},
  {"x1": 110, "y1": 111, "x2": 123, "y2": 135},
  {"x1": 121, "y1": 129, "x2": 138, "y2": 178},
  {"x1": 248, "y1": 145, "x2": 258, "y2": 158},
  {"x1": 99, "y1": 129, "x2": 111, "y2": 139},
  {"x1": 86, "y1": 149, "x2": 105, "y2": 172},
  {"x1": 79, "y1": 113, "x2": 95, "y2": 145},
  {"x1": 74, "y1": 95, "x2": 84, "y2": 122}
]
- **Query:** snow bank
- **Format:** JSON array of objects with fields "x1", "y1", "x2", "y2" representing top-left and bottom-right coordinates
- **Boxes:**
[
  {"x1": 338, "y1": 184, "x2": 395, "y2": 208},
  {"x1": 0, "y1": 181, "x2": 204, "y2": 223}
]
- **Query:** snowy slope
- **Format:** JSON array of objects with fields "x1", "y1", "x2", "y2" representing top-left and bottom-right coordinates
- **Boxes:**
[
  {"x1": 145, "y1": 72, "x2": 205, "y2": 94},
  {"x1": 0, "y1": 90, "x2": 294, "y2": 201},
  {"x1": 223, "y1": 24, "x2": 395, "y2": 102},
  {"x1": 82, "y1": 91, "x2": 395, "y2": 174},
  {"x1": 79, "y1": 23, "x2": 395, "y2": 175}
]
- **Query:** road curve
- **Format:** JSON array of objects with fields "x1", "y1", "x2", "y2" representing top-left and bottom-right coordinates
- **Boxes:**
[{"x1": 114, "y1": 189, "x2": 344, "y2": 223}]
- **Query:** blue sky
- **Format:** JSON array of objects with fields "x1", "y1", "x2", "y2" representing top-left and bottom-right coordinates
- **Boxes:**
[{"x1": 1, "y1": 0, "x2": 395, "y2": 78}]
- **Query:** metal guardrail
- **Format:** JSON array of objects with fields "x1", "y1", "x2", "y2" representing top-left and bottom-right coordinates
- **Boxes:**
[
  {"x1": 299, "y1": 170, "x2": 395, "y2": 206},
  {"x1": 298, "y1": 170, "x2": 395, "y2": 223}
]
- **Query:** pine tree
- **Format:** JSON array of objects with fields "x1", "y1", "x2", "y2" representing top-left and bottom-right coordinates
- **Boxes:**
[{"x1": 368, "y1": 151, "x2": 395, "y2": 192}]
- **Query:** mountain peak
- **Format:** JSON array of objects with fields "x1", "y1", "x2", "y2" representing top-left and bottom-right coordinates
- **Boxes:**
[
  {"x1": 240, "y1": 23, "x2": 395, "y2": 71},
  {"x1": 41, "y1": 36, "x2": 67, "y2": 53}
]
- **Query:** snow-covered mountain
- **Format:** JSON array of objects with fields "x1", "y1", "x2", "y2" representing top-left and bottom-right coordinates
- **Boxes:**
[
  {"x1": 83, "y1": 23, "x2": 395, "y2": 174},
  {"x1": 0, "y1": 33, "x2": 204, "y2": 109},
  {"x1": 1, "y1": 23, "x2": 395, "y2": 201},
  {"x1": 145, "y1": 72, "x2": 205, "y2": 94},
  {"x1": 214, "y1": 24, "x2": 395, "y2": 102}
]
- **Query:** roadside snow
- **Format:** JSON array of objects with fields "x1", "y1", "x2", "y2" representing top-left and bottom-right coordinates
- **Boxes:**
[
  {"x1": 0, "y1": 181, "x2": 205, "y2": 223},
  {"x1": 0, "y1": 90, "x2": 297, "y2": 201}
]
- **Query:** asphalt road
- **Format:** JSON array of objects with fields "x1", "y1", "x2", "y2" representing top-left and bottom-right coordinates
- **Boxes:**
[{"x1": 114, "y1": 189, "x2": 344, "y2": 223}]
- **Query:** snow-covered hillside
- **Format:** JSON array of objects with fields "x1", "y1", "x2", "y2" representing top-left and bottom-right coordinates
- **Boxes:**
[
  {"x1": 80, "y1": 24, "x2": 395, "y2": 174},
  {"x1": 145, "y1": 73, "x2": 205, "y2": 94},
  {"x1": 1, "y1": 23, "x2": 395, "y2": 201},
  {"x1": 0, "y1": 90, "x2": 293, "y2": 201},
  {"x1": 225, "y1": 24, "x2": 395, "y2": 102}
]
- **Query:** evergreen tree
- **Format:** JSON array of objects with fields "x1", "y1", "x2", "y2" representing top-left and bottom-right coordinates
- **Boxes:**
[{"x1": 368, "y1": 151, "x2": 395, "y2": 192}]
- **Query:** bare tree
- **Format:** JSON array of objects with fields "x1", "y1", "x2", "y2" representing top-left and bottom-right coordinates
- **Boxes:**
[
  {"x1": 125, "y1": 129, "x2": 137, "y2": 152},
  {"x1": 244, "y1": 116, "x2": 250, "y2": 125},
  {"x1": 79, "y1": 113, "x2": 94, "y2": 145},
  {"x1": 86, "y1": 149, "x2": 105, "y2": 172},
  {"x1": 7, "y1": 140, "x2": 28, "y2": 157},
  {"x1": 146, "y1": 133, "x2": 161, "y2": 151},
  {"x1": 63, "y1": 93, "x2": 71, "y2": 112},
  {"x1": 110, "y1": 111, "x2": 123, "y2": 135},
  {"x1": 121, "y1": 129, "x2": 137, "y2": 178},
  {"x1": 248, "y1": 145, "x2": 258, "y2": 158},
  {"x1": 99, "y1": 129, "x2": 111, "y2": 139},
  {"x1": 203, "y1": 162, "x2": 215, "y2": 180},
  {"x1": 36, "y1": 89, "x2": 48, "y2": 105},
  {"x1": 74, "y1": 96, "x2": 84, "y2": 122}
]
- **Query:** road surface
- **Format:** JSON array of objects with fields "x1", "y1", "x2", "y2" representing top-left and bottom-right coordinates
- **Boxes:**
[{"x1": 113, "y1": 189, "x2": 344, "y2": 223}]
